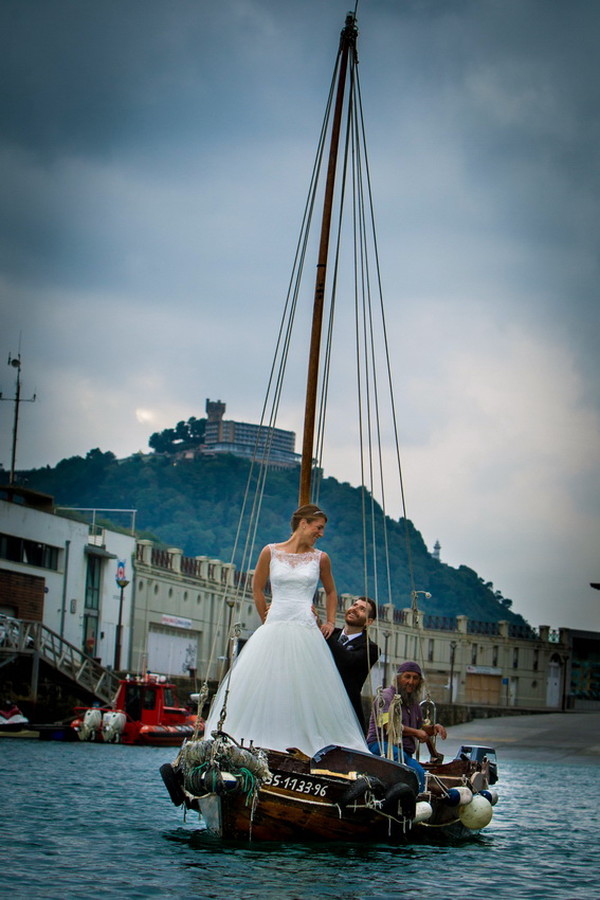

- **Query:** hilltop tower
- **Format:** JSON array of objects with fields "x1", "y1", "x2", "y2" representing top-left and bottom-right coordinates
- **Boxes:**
[{"x1": 202, "y1": 398, "x2": 299, "y2": 469}]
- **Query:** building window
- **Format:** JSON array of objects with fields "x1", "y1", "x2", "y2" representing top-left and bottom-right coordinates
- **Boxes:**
[
  {"x1": 471, "y1": 644, "x2": 478, "y2": 665},
  {"x1": 0, "y1": 532, "x2": 59, "y2": 570},
  {"x1": 533, "y1": 648, "x2": 539, "y2": 671},
  {"x1": 492, "y1": 645, "x2": 498, "y2": 667},
  {"x1": 428, "y1": 638, "x2": 434, "y2": 662},
  {"x1": 85, "y1": 556, "x2": 102, "y2": 610},
  {"x1": 513, "y1": 647, "x2": 519, "y2": 669}
]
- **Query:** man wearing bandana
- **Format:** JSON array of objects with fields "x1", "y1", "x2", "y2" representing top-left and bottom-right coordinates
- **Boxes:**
[{"x1": 366, "y1": 661, "x2": 447, "y2": 792}]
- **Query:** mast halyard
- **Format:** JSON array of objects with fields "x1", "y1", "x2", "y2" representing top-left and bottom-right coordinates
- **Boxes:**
[{"x1": 299, "y1": 12, "x2": 358, "y2": 506}]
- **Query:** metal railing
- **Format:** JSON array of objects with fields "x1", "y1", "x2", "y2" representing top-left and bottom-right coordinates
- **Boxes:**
[{"x1": 0, "y1": 614, "x2": 119, "y2": 704}]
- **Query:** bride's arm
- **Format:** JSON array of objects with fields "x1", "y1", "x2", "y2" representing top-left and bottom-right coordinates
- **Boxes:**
[
  {"x1": 252, "y1": 546, "x2": 271, "y2": 623},
  {"x1": 319, "y1": 552, "x2": 337, "y2": 638}
]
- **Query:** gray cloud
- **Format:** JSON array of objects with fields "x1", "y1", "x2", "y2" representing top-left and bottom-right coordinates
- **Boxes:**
[{"x1": 1, "y1": 0, "x2": 598, "y2": 632}]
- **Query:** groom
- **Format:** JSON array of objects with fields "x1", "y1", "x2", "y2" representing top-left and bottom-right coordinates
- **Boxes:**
[{"x1": 327, "y1": 597, "x2": 380, "y2": 732}]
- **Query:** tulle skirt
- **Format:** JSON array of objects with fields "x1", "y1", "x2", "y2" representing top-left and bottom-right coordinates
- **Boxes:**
[{"x1": 203, "y1": 619, "x2": 368, "y2": 756}]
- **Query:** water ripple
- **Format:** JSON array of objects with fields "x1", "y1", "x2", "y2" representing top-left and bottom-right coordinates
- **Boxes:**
[{"x1": 2, "y1": 740, "x2": 598, "y2": 899}]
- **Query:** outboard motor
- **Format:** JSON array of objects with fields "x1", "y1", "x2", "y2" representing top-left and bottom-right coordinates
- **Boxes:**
[
  {"x1": 456, "y1": 744, "x2": 498, "y2": 785},
  {"x1": 78, "y1": 708, "x2": 102, "y2": 741},
  {"x1": 102, "y1": 711, "x2": 127, "y2": 743}
]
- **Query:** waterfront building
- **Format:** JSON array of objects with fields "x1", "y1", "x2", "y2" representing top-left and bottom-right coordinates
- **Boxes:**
[
  {"x1": 130, "y1": 539, "x2": 574, "y2": 715},
  {"x1": 0, "y1": 487, "x2": 583, "y2": 716},
  {"x1": 131, "y1": 540, "x2": 260, "y2": 682},
  {"x1": 202, "y1": 398, "x2": 300, "y2": 468},
  {"x1": 0, "y1": 486, "x2": 135, "y2": 666}
]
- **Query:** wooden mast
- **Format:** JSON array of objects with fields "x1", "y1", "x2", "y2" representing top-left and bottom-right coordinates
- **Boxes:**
[{"x1": 298, "y1": 12, "x2": 358, "y2": 506}]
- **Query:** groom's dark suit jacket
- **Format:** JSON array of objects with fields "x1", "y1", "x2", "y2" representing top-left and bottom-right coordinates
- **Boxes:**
[{"x1": 327, "y1": 628, "x2": 380, "y2": 732}]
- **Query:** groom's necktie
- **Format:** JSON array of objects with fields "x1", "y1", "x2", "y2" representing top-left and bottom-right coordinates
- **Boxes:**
[{"x1": 339, "y1": 633, "x2": 349, "y2": 645}]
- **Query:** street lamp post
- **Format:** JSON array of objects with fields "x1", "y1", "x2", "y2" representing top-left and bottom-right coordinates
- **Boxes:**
[
  {"x1": 561, "y1": 653, "x2": 570, "y2": 712},
  {"x1": 114, "y1": 578, "x2": 130, "y2": 671},
  {"x1": 449, "y1": 640, "x2": 457, "y2": 705}
]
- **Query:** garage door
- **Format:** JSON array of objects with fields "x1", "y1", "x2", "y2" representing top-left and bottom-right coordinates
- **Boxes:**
[
  {"x1": 147, "y1": 626, "x2": 199, "y2": 676},
  {"x1": 465, "y1": 673, "x2": 502, "y2": 705}
]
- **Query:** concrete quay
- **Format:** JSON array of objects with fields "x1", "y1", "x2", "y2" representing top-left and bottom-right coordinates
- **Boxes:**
[{"x1": 442, "y1": 710, "x2": 600, "y2": 764}]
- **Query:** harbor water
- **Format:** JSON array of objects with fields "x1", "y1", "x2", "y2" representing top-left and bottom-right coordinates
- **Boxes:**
[{"x1": 2, "y1": 731, "x2": 599, "y2": 900}]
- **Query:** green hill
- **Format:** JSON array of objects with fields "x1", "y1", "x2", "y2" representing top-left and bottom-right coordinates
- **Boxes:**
[{"x1": 15, "y1": 446, "x2": 529, "y2": 627}]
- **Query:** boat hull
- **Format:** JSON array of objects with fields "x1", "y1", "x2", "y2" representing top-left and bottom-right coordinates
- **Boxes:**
[
  {"x1": 166, "y1": 739, "x2": 496, "y2": 843},
  {"x1": 132, "y1": 724, "x2": 197, "y2": 746}
]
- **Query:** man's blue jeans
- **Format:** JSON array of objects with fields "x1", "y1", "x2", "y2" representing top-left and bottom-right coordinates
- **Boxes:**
[{"x1": 368, "y1": 741, "x2": 425, "y2": 792}]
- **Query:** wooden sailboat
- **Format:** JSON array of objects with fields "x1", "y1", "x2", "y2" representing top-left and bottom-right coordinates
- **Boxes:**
[{"x1": 160, "y1": 9, "x2": 499, "y2": 842}]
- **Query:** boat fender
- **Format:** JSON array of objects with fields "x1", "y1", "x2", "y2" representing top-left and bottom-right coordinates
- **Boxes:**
[
  {"x1": 217, "y1": 772, "x2": 241, "y2": 795},
  {"x1": 479, "y1": 788, "x2": 499, "y2": 806},
  {"x1": 199, "y1": 764, "x2": 222, "y2": 795},
  {"x1": 338, "y1": 776, "x2": 384, "y2": 808},
  {"x1": 413, "y1": 801, "x2": 433, "y2": 824},
  {"x1": 458, "y1": 794, "x2": 494, "y2": 830},
  {"x1": 197, "y1": 765, "x2": 241, "y2": 796},
  {"x1": 381, "y1": 782, "x2": 416, "y2": 820},
  {"x1": 444, "y1": 786, "x2": 473, "y2": 807},
  {"x1": 160, "y1": 763, "x2": 186, "y2": 808},
  {"x1": 184, "y1": 763, "x2": 209, "y2": 795}
]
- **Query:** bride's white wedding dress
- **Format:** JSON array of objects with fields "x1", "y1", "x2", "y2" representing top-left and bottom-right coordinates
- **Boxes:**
[{"x1": 203, "y1": 545, "x2": 368, "y2": 756}]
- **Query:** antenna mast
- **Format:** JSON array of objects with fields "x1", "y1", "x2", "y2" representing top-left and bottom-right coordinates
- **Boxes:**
[{"x1": 0, "y1": 352, "x2": 37, "y2": 484}]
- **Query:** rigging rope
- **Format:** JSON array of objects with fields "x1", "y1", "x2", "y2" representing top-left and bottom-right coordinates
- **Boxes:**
[
  {"x1": 195, "y1": 45, "x2": 344, "y2": 724},
  {"x1": 196, "y1": 11, "x2": 432, "y2": 727}
]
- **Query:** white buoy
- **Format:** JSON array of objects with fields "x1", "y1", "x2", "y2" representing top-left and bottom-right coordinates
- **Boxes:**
[
  {"x1": 413, "y1": 801, "x2": 433, "y2": 823},
  {"x1": 480, "y1": 788, "x2": 499, "y2": 806},
  {"x1": 458, "y1": 794, "x2": 494, "y2": 830},
  {"x1": 445, "y1": 786, "x2": 473, "y2": 807}
]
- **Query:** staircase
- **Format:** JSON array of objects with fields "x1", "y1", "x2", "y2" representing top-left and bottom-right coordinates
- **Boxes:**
[{"x1": 0, "y1": 614, "x2": 119, "y2": 705}]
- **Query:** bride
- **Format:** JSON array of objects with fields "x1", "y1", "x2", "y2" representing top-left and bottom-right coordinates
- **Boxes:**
[{"x1": 203, "y1": 504, "x2": 368, "y2": 756}]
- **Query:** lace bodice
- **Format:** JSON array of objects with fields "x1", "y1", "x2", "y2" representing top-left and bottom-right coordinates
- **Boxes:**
[{"x1": 266, "y1": 545, "x2": 321, "y2": 627}]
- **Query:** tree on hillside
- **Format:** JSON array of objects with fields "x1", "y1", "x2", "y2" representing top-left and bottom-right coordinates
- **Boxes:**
[
  {"x1": 149, "y1": 416, "x2": 206, "y2": 454},
  {"x1": 20, "y1": 449, "x2": 530, "y2": 627}
]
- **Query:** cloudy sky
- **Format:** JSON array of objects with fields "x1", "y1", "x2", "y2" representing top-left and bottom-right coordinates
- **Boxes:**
[{"x1": 1, "y1": 0, "x2": 598, "y2": 632}]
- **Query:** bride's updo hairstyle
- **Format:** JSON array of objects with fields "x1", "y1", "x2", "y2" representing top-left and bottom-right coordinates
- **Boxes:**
[{"x1": 290, "y1": 503, "x2": 328, "y2": 533}]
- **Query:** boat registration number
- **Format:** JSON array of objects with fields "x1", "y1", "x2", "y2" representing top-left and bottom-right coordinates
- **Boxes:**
[{"x1": 265, "y1": 774, "x2": 328, "y2": 797}]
